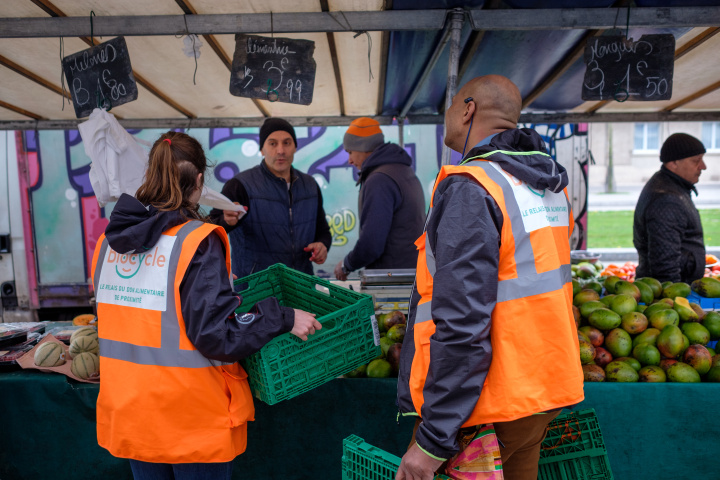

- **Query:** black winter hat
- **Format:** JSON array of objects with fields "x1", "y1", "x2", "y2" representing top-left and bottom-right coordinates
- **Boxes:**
[
  {"x1": 259, "y1": 117, "x2": 297, "y2": 149},
  {"x1": 660, "y1": 133, "x2": 706, "y2": 163}
]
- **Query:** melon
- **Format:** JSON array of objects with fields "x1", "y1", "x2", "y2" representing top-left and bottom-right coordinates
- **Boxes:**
[
  {"x1": 69, "y1": 336, "x2": 99, "y2": 358},
  {"x1": 34, "y1": 342, "x2": 66, "y2": 367},
  {"x1": 71, "y1": 352, "x2": 100, "y2": 379},
  {"x1": 72, "y1": 314, "x2": 97, "y2": 326},
  {"x1": 70, "y1": 326, "x2": 98, "y2": 344}
]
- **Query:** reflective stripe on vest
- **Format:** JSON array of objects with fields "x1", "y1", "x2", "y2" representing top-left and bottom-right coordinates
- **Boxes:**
[
  {"x1": 413, "y1": 157, "x2": 572, "y2": 324},
  {"x1": 94, "y1": 221, "x2": 232, "y2": 369}
]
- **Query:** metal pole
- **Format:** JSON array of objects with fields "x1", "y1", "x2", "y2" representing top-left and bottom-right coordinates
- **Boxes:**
[
  {"x1": 441, "y1": 9, "x2": 464, "y2": 166},
  {"x1": 398, "y1": 117, "x2": 405, "y2": 148}
]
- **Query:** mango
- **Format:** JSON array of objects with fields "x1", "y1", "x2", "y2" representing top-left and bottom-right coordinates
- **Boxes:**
[
  {"x1": 681, "y1": 322, "x2": 710, "y2": 346},
  {"x1": 659, "y1": 359, "x2": 678, "y2": 371},
  {"x1": 615, "y1": 356, "x2": 642, "y2": 371},
  {"x1": 643, "y1": 302, "x2": 671, "y2": 319},
  {"x1": 633, "y1": 328, "x2": 661, "y2": 348},
  {"x1": 708, "y1": 347, "x2": 716, "y2": 356},
  {"x1": 682, "y1": 344, "x2": 712, "y2": 375},
  {"x1": 661, "y1": 281, "x2": 673, "y2": 289},
  {"x1": 690, "y1": 277, "x2": 720, "y2": 298},
  {"x1": 634, "y1": 280, "x2": 655, "y2": 305},
  {"x1": 673, "y1": 297, "x2": 699, "y2": 322},
  {"x1": 712, "y1": 354, "x2": 720, "y2": 369},
  {"x1": 621, "y1": 312, "x2": 648, "y2": 335},
  {"x1": 582, "y1": 364, "x2": 605, "y2": 382},
  {"x1": 573, "y1": 289, "x2": 600, "y2": 307},
  {"x1": 604, "y1": 328, "x2": 632, "y2": 358},
  {"x1": 600, "y1": 294, "x2": 615, "y2": 307},
  {"x1": 702, "y1": 311, "x2": 720, "y2": 340},
  {"x1": 609, "y1": 294, "x2": 638, "y2": 316},
  {"x1": 705, "y1": 366, "x2": 720, "y2": 382},
  {"x1": 689, "y1": 303, "x2": 706, "y2": 321},
  {"x1": 636, "y1": 277, "x2": 663, "y2": 298},
  {"x1": 594, "y1": 347, "x2": 613, "y2": 368},
  {"x1": 572, "y1": 279, "x2": 581, "y2": 296},
  {"x1": 572, "y1": 305, "x2": 581, "y2": 329},
  {"x1": 588, "y1": 308, "x2": 622, "y2": 331},
  {"x1": 662, "y1": 282, "x2": 691, "y2": 299},
  {"x1": 657, "y1": 325, "x2": 685, "y2": 359},
  {"x1": 584, "y1": 281, "x2": 603, "y2": 295},
  {"x1": 666, "y1": 362, "x2": 701, "y2": 383},
  {"x1": 605, "y1": 360, "x2": 639, "y2": 382},
  {"x1": 603, "y1": 276, "x2": 622, "y2": 295},
  {"x1": 615, "y1": 280, "x2": 641, "y2": 302},
  {"x1": 633, "y1": 343, "x2": 661, "y2": 366},
  {"x1": 579, "y1": 340, "x2": 596, "y2": 365},
  {"x1": 366, "y1": 359, "x2": 392, "y2": 378},
  {"x1": 636, "y1": 304, "x2": 647, "y2": 314},
  {"x1": 576, "y1": 263, "x2": 597, "y2": 279},
  {"x1": 638, "y1": 365, "x2": 666, "y2": 382},
  {"x1": 649, "y1": 308, "x2": 679, "y2": 330},
  {"x1": 580, "y1": 300, "x2": 606, "y2": 319},
  {"x1": 579, "y1": 326, "x2": 604, "y2": 348}
]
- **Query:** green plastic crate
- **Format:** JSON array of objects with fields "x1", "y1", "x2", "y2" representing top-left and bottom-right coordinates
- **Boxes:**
[
  {"x1": 538, "y1": 409, "x2": 613, "y2": 480},
  {"x1": 234, "y1": 264, "x2": 380, "y2": 405},
  {"x1": 342, "y1": 435, "x2": 451, "y2": 480}
]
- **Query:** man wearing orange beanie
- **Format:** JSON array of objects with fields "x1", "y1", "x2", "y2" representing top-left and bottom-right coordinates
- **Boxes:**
[{"x1": 334, "y1": 117, "x2": 425, "y2": 280}]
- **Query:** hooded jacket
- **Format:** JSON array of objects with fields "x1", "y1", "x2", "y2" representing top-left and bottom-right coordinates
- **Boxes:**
[
  {"x1": 344, "y1": 142, "x2": 426, "y2": 272},
  {"x1": 104, "y1": 194, "x2": 295, "y2": 362},
  {"x1": 633, "y1": 166, "x2": 705, "y2": 284},
  {"x1": 397, "y1": 128, "x2": 582, "y2": 460}
]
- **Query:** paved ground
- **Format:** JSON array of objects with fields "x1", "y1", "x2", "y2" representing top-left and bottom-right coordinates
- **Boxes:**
[{"x1": 588, "y1": 182, "x2": 720, "y2": 211}]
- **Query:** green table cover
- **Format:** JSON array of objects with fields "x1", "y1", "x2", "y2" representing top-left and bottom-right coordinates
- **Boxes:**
[{"x1": 1, "y1": 371, "x2": 718, "y2": 480}]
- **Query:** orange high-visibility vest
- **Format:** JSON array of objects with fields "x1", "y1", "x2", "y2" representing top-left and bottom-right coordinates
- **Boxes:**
[
  {"x1": 408, "y1": 155, "x2": 584, "y2": 426},
  {"x1": 91, "y1": 220, "x2": 254, "y2": 463}
]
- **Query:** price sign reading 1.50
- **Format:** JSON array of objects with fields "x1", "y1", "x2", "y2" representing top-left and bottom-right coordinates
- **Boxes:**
[
  {"x1": 582, "y1": 34, "x2": 675, "y2": 102},
  {"x1": 230, "y1": 35, "x2": 316, "y2": 106}
]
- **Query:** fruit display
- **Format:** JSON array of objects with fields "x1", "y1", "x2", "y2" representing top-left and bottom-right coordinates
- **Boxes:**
[
  {"x1": 345, "y1": 310, "x2": 406, "y2": 379},
  {"x1": 576, "y1": 274, "x2": 720, "y2": 383}
]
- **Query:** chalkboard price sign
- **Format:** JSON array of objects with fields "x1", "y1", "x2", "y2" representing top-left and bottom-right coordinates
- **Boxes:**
[
  {"x1": 230, "y1": 34, "x2": 316, "y2": 105},
  {"x1": 62, "y1": 36, "x2": 138, "y2": 118},
  {"x1": 582, "y1": 34, "x2": 675, "y2": 102}
]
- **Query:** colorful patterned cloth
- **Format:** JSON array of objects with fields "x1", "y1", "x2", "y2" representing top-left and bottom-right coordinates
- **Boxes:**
[{"x1": 443, "y1": 424, "x2": 504, "y2": 480}]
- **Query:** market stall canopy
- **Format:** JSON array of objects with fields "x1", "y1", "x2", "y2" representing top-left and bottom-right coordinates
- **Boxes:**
[{"x1": 1, "y1": 0, "x2": 720, "y2": 130}]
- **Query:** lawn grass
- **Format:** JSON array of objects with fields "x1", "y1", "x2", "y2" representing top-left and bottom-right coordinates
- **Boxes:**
[{"x1": 587, "y1": 209, "x2": 720, "y2": 248}]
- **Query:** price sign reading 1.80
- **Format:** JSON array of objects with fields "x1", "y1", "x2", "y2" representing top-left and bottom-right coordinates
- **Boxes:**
[
  {"x1": 582, "y1": 34, "x2": 675, "y2": 102},
  {"x1": 230, "y1": 34, "x2": 316, "y2": 106}
]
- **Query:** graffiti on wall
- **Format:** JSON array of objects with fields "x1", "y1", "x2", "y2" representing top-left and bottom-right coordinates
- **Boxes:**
[{"x1": 16, "y1": 122, "x2": 587, "y2": 305}]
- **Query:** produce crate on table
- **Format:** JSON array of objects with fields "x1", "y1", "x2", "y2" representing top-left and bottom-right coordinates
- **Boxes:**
[
  {"x1": 234, "y1": 264, "x2": 380, "y2": 405},
  {"x1": 538, "y1": 409, "x2": 613, "y2": 480},
  {"x1": 687, "y1": 292, "x2": 720, "y2": 310},
  {"x1": 342, "y1": 435, "x2": 451, "y2": 480}
]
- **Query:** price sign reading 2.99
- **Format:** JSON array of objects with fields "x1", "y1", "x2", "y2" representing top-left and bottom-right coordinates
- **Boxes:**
[
  {"x1": 230, "y1": 34, "x2": 316, "y2": 105},
  {"x1": 582, "y1": 34, "x2": 675, "y2": 102}
]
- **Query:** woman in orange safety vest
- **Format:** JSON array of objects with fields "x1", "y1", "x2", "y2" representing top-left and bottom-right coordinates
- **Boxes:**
[{"x1": 91, "y1": 131, "x2": 321, "y2": 480}]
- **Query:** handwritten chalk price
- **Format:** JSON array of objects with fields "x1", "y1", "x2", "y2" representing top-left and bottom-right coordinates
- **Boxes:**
[
  {"x1": 230, "y1": 35, "x2": 316, "y2": 106},
  {"x1": 582, "y1": 34, "x2": 674, "y2": 102},
  {"x1": 61, "y1": 36, "x2": 138, "y2": 118}
]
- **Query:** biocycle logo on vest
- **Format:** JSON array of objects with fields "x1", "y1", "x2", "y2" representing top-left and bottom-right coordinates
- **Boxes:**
[
  {"x1": 97, "y1": 236, "x2": 176, "y2": 311},
  {"x1": 108, "y1": 247, "x2": 167, "y2": 279}
]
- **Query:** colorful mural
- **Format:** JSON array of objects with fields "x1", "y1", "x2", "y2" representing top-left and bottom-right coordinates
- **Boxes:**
[{"x1": 15, "y1": 122, "x2": 587, "y2": 307}]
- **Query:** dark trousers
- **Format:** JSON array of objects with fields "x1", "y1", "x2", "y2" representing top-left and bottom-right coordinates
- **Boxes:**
[
  {"x1": 409, "y1": 409, "x2": 561, "y2": 480},
  {"x1": 129, "y1": 459, "x2": 233, "y2": 480}
]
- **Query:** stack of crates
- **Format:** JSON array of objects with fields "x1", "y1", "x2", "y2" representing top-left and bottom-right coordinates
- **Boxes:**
[
  {"x1": 341, "y1": 409, "x2": 613, "y2": 480},
  {"x1": 538, "y1": 409, "x2": 613, "y2": 480},
  {"x1": 234, "y1": 264, "x2": 381, "y2": 405}
]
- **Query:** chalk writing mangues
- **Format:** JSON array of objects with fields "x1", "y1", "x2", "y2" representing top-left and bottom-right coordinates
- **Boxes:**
[
  {"x1": 61, "y1": 36, "x2": 138, "y2": 118},
  {"x1": 230, "y1": 34, "x2": 316, "y2": 105},
  {"x1": 582, "y1": 34, "x2": 674, "y2": 102}
]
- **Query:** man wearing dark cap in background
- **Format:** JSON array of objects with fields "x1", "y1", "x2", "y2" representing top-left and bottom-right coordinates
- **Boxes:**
[
  {"x1": 210, "y1": 117, "x2": 331, "y2": 279},
  {"x1": 634, "y1": 132, "x2": 707, "y2": 284},
  {"x1": 334, "y1": 117, "x2": 425, "y2": 281}
]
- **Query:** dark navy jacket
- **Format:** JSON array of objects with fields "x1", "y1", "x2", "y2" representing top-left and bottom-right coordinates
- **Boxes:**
[{"x1": 210, "y1": 161, "x2": 331, "y2": 279}]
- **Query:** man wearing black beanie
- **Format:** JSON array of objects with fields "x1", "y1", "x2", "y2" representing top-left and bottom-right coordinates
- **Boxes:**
[
  {"x1": 209, "y1": 117, "x2": 331, "y2": 279},
  {"x1": 633, "y1": 133, "x2": 708, "y2": 283}
]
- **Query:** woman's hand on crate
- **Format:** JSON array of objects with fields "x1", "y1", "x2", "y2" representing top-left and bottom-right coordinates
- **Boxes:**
[
  {"x1": 291, "y1": 309, "x2": 322, "y2": 341},
  {"x1": 304, "y1": 242, "x2": 327, "y2": 264}
]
